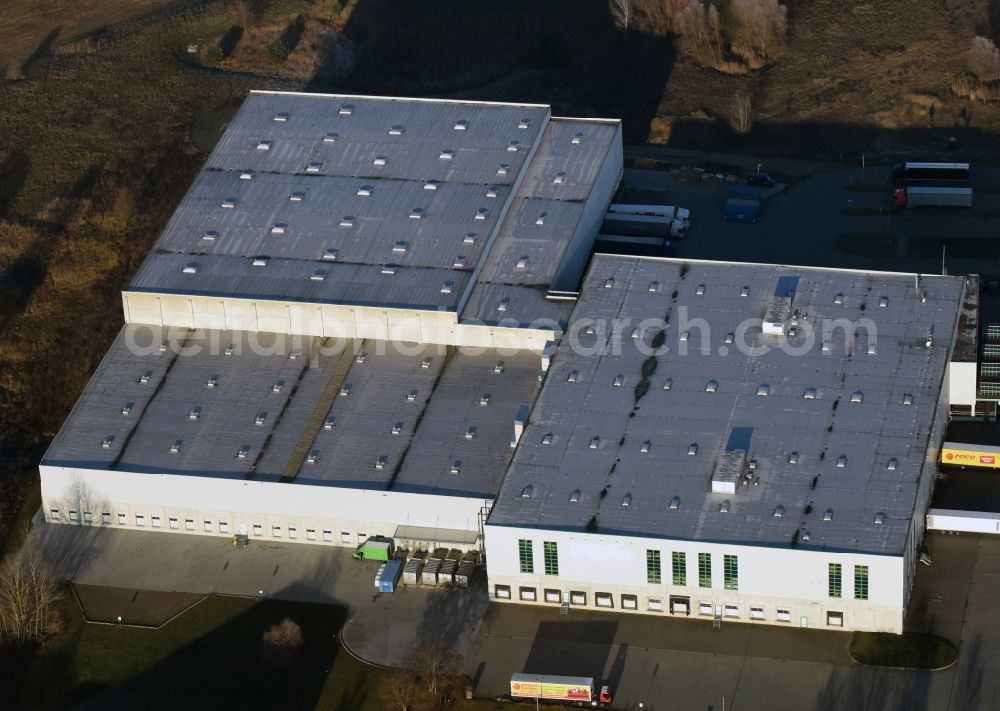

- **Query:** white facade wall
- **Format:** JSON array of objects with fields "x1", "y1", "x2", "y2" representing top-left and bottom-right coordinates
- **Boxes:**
[
  {"x1": 122, "y1": 292, "x2": 552, "y2": 352},
  {"x1": 947, "y1": 361, "x2": 977, "y2": 408},
  {"x1": 549, "y1": 123, "x2": 624, "y2": 294},
  {"x1": 41, "y1": 465, "x2": 488, "y2": 548},
  {"x1": 484, "y1": 525, "x2": 905, "y2": 633}
]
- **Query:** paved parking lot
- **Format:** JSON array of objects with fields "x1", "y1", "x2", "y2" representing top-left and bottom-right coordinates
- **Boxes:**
[
  {"x1": 620, "y1": 163, "x2": 1000, "y2": 279},
  {"x1": 30, "y1": 514, "x2": 1000, "y2": 710}
]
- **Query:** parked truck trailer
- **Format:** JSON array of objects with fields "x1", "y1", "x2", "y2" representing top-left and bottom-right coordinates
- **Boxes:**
[{"x1": 893, "y1": 186, "x2": 973, "y2": 208}]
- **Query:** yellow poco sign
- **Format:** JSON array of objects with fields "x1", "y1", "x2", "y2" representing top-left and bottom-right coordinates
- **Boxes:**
[{"x1": 941, "y1": 442, "x2": 1000, "y2": 469}]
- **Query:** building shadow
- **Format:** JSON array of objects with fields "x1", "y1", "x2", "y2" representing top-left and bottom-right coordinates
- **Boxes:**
[{"x1": 522, "y1": 618, "x2": 619, "y2": 682}]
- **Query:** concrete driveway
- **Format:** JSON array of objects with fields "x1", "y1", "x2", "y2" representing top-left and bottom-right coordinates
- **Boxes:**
[{"x1": 29, "y1": 513, "x2": 1000, "y2": 710}]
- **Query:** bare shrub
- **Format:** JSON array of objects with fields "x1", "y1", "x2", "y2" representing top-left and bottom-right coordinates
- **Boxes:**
[
  {"x1": 967, "y1": 36, "x2": 1000, "y2": 83},
  {"x1": 727, "y1": 93, "x2": 754, "y2": 134},
  {"x1": 0, "y1": 539, "x2": 62, "y2": 646},
  {"x1": 260, "y1": 618, "x2": 303, "y2": 667},
  {"x1": 634, "y1": 0, "x2": 685, "y2": 35},
  {"x1": 675, "y1": 0, "x2": 714, "y2": 62}
]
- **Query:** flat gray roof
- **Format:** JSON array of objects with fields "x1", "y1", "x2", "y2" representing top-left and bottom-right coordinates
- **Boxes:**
[
  {"x1": 488, "y1": 256, "x2": 965, "y2": 555},
  {"x1": 44, "y1": 324, "x2": 539, "y2": 499},
  {"x1": 127, "y1": 92, "x2": 619, "y2": 314}
]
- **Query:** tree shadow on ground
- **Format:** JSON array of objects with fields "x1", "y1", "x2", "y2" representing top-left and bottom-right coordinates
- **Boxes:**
[{"x1": 310, "y1": 0, "x2": 677, "y2": 144}]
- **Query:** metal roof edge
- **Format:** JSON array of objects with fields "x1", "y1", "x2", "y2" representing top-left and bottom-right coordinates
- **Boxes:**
[{"x1": 247, "y1": 89, "x2": 552, "y2": 110}]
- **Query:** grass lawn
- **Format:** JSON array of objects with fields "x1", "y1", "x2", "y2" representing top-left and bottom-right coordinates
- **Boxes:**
[
  {"x1": 849, "y1": 632, "x2": 957, "y2": 670},
  {"x1": 0, "y1": 590, "x2": 533, "y2": 710},
  {"x1": 0, "y1": 594, "x2": 343, "y2": 710}
]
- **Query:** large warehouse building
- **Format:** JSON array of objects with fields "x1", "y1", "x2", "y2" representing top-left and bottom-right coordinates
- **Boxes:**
[
  {"x1": 41, "y1": 91, "x2": 968, "y2": 633},
  {"x1": 485, "y1": 256, "x2": 964, "y2": 633},
  {"x1": 40, "y1": 91, "x2": 622, "y2": 553}
]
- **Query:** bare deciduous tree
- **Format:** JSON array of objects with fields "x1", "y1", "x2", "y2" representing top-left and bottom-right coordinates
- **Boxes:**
[
  {"x1": 968, "y1": 36, "x2": 1000, "y2": 83},
  {"x1": 675, "y1": 0, "x2": 712, "y2": 60},
  {"x1": 611, "y1": 0, "x2": 633, "y2": 35},
  {"x1": 380, "y1": 669, "x2": 421, "y2": 711},
  {"x1": 730, "y1": 0, "x2": 787, "y2": 58},
  {"x1": 727, "y1": 93, "x2": 754, "y2": 134},
  {"x1": 0, "y1": 537, "x2": 61, "y2": 646},
  {"x1": 405, "y1": 642, "x2": 464, "y2": 696}
]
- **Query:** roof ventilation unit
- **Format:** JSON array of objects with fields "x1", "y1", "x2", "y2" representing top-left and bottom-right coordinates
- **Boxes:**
[
  {"x1": 668, "y1": 496, "x2": 680, "y2": 511},
  {"x1": 339, "y1": 215, "x2": 355, "y2": 227},
  {"x1": 439, "y1": 149, "x2": 455, "y2": 160},
  {"x1": 711, "y1": 450, "x2": 747, "y2": 494},
  {"x1": 169, "y1": 439, "x2": 182, "y2": 454},
  {"x1": 182, "y1": 262, "x2": 199, "y2": 274},
  {"x1": 454, "y1": 119, "x2": 468, "y2": 130},
  {"x1": 289, "y1": 191, "x2": 305, "y2": 202},
  {"x1": 521, "y1": 485, "x2": 533, "y2": 498},
  {"x1": 306, "y1": 450, "x2": 320, "y2": 464},
  {"x1": 823, "y1": 508, "x2": 834, "y2": 522},
  {"x1": 475, "y1": 208, "x2": 489, "y2": 220},
  {"x1": 356, "y1": 185, "x2": 373, "y2": 197},
  {"x1": 542, "y1": 433, "x2": 554, "y2": 445},
  {"x1": 450, "y1": 460, "x2": 462, "y2": 474},
  {"x1": 393, "y1": 241, "x2": 409, "y2": 254},
  {"x1": 221, "y1": 197, "x2": 237, "y2": 208},
  {"x1": 452, "y1": 256, "x2": 467, "y2": 269},
  {"x1": 640, "y1": 440, "x2": 651, "y2": 453},
  {"x1": 379, "y1": 264, "x2": 396, "y2": 276},
  {"x1": 440, "y1": 281, "x2": 454, "y2": 294},
  {"x1": 338, "y1": 104, "x2": 354, "y2": 115},
  {"x1": 874, "y1": 512, "x2": 886, "y2": 526},
  {"x1": 254, "y1": 412, "x2": 267, "y2": 426},
  {"x1": 569, "y1": 489, "x2": 580, "y2": 503},
  {"x1": 306, "y1": 161, "x2": 322, "y2": 173},
  {"x1": 834, "y1": 293, "x2": 844, "y2": 305},
  {"x1": 719, "y1": 500, "x2": 731, "y2": 513},
  {"x1": 516, "y1": 255, "x2": 529, "y2": 269},
  {"x1": 423, "y1": 180, "x2": 438, "y2": 190},
  {"x1": 202, "y1": 230, "x2": 218, "y2": 242},
  {"x1": 271, "y1": 223, "x2": 287, "y2": 235},
  {"x1": 497, "y1": 297, "x2": 509, "y2": 312},
  {"x1": 705, "y1": 379, "x2": 719, "y2": 393},
  {"x1": 422, "y1": 357, "x2": 433, "y2": 368},
  {"x1": 756, "y1": 383, "x2": 771, "y2": 397},
  {"x1": 836, "y1": 454, "x2": 848, "y2": 468},
  {"x1": 662, "y1": 377, "x2": 673, "y2": 390},
  {"x1": 553, "y1": 172, "x2": 566, "y2": 185},
  {"x1": 479, "y1": 393, "x2": 492, "y2": 406},
  {"x1": 188, "y1": 406, "x2": 202, "y2": 420},
  {"x1": 372, "y1": 156, "x2": 387, "y2": 167},
  {"x1": 571, "y1": 132, "x2": 584, "y2": 144},
  {"x1": 256, "y1": 139, "x2": 272, "y2": 150},
  {"x1": 613, "y1": 374, "x2": 625, "y2": 388},
  {"x1": 773, "y1": 505, "x2": 785, "y2": 518},
  {"x1": 518, "y1": 117, "x2": 532, "y2": 129},
  {"x1": 497, "y1": 163, "x2": 509, "y2": 175},
  {"x1": 621, "y1": 493, "x2": 632, "y2": 507},
  {"x1": 388, "y1": 124, "x2": 405, "y2": 135},
  {"x1": 507, "y1": 140, "x2": 520, "y2": 152},
  {"x1": 687, "y1": 443, "x2": 699, "y2": 456},
  {"x1": 237, "y1": 445, "x2": 251, "y2": 459},
  {"x1": 391, "y1": 421, "x2": 403, "y2": 435},
  {"x1": 322, "y1": 248, "x2": 338, "y2": 261},
  {"x1": 121, "y1": 402, "x2": 134, "y2": 415},
  {"x1": 323, "y1": 131, "x2": 338, "y2": 143},
  {"x1": 648, "y1": 280, "x2": 659, "y2": 293},
  {"x1": 465, "y1": 426, "x2": 478, "y2": 440},
  {"x1": 375, "y1": 454, "x2": 388, "y2": 470},
  {"x1": 850, "y1": 391, "x2": 864, "y2": 403},
  {"x1": 589, "y1": 436, "x2": 600, "y2": 449},
  {"x1": 887, "y1": 457, "x2": 898, "y2": 471},
  {"x1": 240, "y1": 169, "x2": 254, "y2": 180},
  {"x1": 902, "y1": 393, "x2": 913, "y2": 405},
  {"x1": 486, "y1": 186, "x2": 499, "y2": 198},
  {"x1": 324, "y1": 416, "x2": 337, "y2": 430},
  {"x1": 251, "y1": 256, "x2": 268, "y2": 267},
  {"x1": 409, "y1": 208, "x2": 424, "y2": 220},
  {"x1": 274, "y1": 111, "x2": 289, "y2": 122},
  {"x1": 101, "y1": 435, "x2": 114, "y2": 449}
]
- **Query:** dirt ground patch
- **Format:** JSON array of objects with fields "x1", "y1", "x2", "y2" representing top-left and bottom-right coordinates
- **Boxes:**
[
  {"x1": 0, "y1": 0, "x2": 187, "y2": 75},
  {"x1": 73, "y1": 584, "x2": 204, "y2": 626}
]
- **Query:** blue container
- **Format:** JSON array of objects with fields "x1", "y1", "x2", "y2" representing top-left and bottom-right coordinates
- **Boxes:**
[{"x1": 378, "y1": 559, "x2": 404, "y2": 593}]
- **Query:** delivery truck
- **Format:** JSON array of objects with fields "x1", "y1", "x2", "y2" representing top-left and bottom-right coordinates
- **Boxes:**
[
  {"x1": 605, "y1": 203, "x2": 690, "y2": 238},
  {"x1": 353, "y1": 537, "x2": 394, "y2": 561},
  {"x1": 509, "y1": 674, "x2": 613, "y2": 704},
  {"x1": 893, "y1": 186, "x2": 973, "y2": 208}
]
